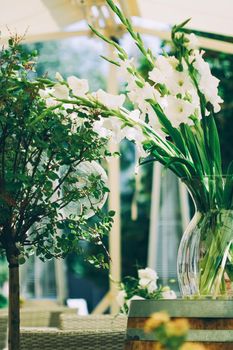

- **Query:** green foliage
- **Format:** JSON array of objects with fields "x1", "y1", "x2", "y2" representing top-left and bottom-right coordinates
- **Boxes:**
[
  {"x1": 0, "y1": 37, "x2": 112, "y2": 267},
  {"x1": 206, "y1": 51, "x2": 233, "y2": 172},
  {"x1": 0, "y1": 293, "x2": 7, "y2": 308},
  {"x1": 88, "y1": 4, "x2": 232, "y2": 213},
  {"x1": 0, "y1": 259, "x2": 8, "y2": 286}
]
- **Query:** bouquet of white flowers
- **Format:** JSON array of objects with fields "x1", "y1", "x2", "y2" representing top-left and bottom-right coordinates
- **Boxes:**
[
  {"x1": 47, "y1": 0, "x2": 233, "y2": 299},
  {"x1": 116, "y1": 267, "x2": 176, "y2": 314}
]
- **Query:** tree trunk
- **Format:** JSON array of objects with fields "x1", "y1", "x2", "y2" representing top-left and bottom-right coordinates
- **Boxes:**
[{"x1": 8, "y1": 254, "x2": 20, "y2": 350}]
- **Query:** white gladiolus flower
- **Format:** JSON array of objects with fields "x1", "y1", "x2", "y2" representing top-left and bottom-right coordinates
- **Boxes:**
[
  {"x1": 39, "y1": 88, "x2": 51, "y2": 99},
  {"x1": 93, "y1": 116, "x2": 124, "y2": 142},
  {"x1": 116, "y1": 290, "x2": 127, "y2": 307},
  {"x1": 149, "y1": 67, "x2": 168, "y2": 86},
  {"x1": 149, "y1": 56, "x2": 195, "y2": 99},
  {"x1": 121, "y1": 119, "x2": 142, "y2": 141},
  {"x1": 53, "y1": 83, "x2": 69, "y2": 100},
  {"x1": 124, "y1": 127, "x2": 147, "y2": 158},
  {"x1": 119, "y1": 57, "x2": 135, "y2": 78},
  {"x1": 185, "y1": 33, "x2": 199, "y2": 50},
  {"x1": 92, "y1": 89, "x2": 125, "y2": 109},
  {"x1": 193, "y1": 50, "x2": 211, "y2": 76},
  {"x1": 122, "y1": 124, "x2": 144, "y2": 143},
  {"x1": 128, "y1": 109, "x2": 141, "y2": 122},
  {"x1": 128, "y1": 81, "x2": 161, "y2": 106},
  {"x1": 163, "y1": 95, "x2": 196, "y2": 127},
  {"x1": 138, "y1": 267, "x2": 158, "y2": 282},
  {"x1": 55, "y1": 72, "x2": 64, "y2": 82},
  {"x1": 39, "y1": 88, "x2": 58, "y2": 107},
  {"x1": 67, "y1": 76, "x2": 89, "y2": 97},
  {"x1": 193, "y1": 50, "x2": 223, "y2": 112},
  {"x1": 127, "y1": 82, "x2": 163, "y2": 133},
  {"x1": 156, "y1": 55, "x2": 178, "y2": 74},
  {"x1": 166, "y1": 70, "x2": 194, "y2": 96},
  {"x1": 93, "y1": 113, "x2": 147, "y2": 155},
  {"x1": 149, "y1": 55, "x2": 179, "y2": 86},
  {"x1": 92, "y1": 119, "x2": 112, "y2": 139}
]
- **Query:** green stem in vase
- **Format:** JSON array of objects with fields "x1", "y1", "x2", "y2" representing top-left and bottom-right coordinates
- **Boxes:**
[{"x1": 199, "y1": 210, "x2": 233, "y2": 297}]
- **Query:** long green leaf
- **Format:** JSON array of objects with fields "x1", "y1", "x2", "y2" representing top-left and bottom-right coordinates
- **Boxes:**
[
  {"x1": 180, "y1": 124, "x2": 204, "y2": 176},
  {"x1": 149, "y1": 100, "x2": 188, "y2": 156},
  {"x1": 208, "y1": 115, "x2": 222, "y2": 175},
  {"x1": 223, "y1": 161, "x2": 233, "y2": 209},
  {"x1": 164, "y1": 156, "x2": 196, "y2": 177}
]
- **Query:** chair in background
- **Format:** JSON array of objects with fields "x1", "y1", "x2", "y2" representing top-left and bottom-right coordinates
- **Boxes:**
[
  {"x1": 20, "y1": 306, "x2": 77, "y2": 328},
  {"x1": 20, "y1": 328, "x2": 125, "y2": 350},
  {"x1": 59, "y1": 314, "x2": 127, "y2": 332},
  {"x1": 0, "y1": 311, "x2": 7, "y2": 350}
]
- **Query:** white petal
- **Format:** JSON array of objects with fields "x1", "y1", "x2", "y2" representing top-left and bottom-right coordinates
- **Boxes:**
[
  {"x1": 67, "y1": 76, "x2": 89, "y2": 97},
  {"x1": 53, "y1": 83, "x2": 69, "y2": 99},
  {"x1": 93, "y1": 89, "x2": 125, "y2": 109}
]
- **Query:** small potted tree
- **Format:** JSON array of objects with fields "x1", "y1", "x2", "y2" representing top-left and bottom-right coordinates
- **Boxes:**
[{"x1": 0, "y1": 37, "x2": 113, "y2": 350}]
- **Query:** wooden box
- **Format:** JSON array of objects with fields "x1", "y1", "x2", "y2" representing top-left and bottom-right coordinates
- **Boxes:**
[{"x1": 125, "y1": 300, "x2": 233, "y2": 349}]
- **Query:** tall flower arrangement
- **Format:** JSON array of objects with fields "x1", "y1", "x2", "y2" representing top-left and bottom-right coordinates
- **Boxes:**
[
  {"x1": 50, "y1": 1, "x2": 232, "y2": 298},
  {"x1": 54, "y1": 2, "x2": 230, "y2": 212}
]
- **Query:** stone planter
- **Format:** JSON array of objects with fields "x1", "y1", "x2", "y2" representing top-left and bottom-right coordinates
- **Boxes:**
[{"x1": 125, "y1": 300, "x2": 233, "y2": 350}]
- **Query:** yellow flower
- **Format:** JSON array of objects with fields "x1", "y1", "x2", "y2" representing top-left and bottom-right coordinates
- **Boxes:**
[
  {"x1": 144, "y1": 312, "x2": 170, "y2": 333},
  {"x1": 165, "y1": 318, "x2": 189, "y2": 337},
  {"x1": 154, "y1": 344, "x2": 164, "y2": 350},
  {"x1": 180, "y1": 343, "x2": 206, "y2": 350}
]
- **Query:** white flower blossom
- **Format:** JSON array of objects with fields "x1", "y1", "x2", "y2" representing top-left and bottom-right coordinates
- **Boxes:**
[
  {"x1": 138, "y1": 267, "x2": 158, "y2": 281},
  {"x1": 92, "y1": 119, "x2": 112, "y2": 139},
  {"x1": 39, "y1": 87, "x2": 58, "y2": 107},
  {"x1": 149, "y1": 55, "x2": 179, "y2": 86},
  {"x1": 147, "y1": 280, "x2": 158, "y2": 293},
  {"x1": 116, "y1": 290, "x2": 127, "y2": 308},
  {"x1": 118, "y1": 57, "x2": 135, "y2": 79},
  {"x1": 128, "y1": 82, "x2": 160, "y2": 106},
  {"x1": 53, "y1": 83, "x2": 69, "y2": 100},
  {"x1": 166, "y1": 70, "x2": 194, "y2": 96},
  {"x1": 149, "y1": 56, "x2": 195, "y2": 99},
  {"x1": 55, "y1": 72, "x2": 64, "y2": 82},
  {"x1": 139, "y1": 278, "x2": 158, "y2": 292},
  {"x1": 193, "y1": 50, "x2": 223, "y2": 112},
  {"x1": 185, "y1": 33, "x2": 199, "y2": 50},
  {"x1": 163, "y1": 95, "x2": 196, "y2": 127},
  {"x1": 125, "y1": 129, "x2": 147, "y2": 158},
  {"x1": 162, "y1": 287, "x2": 177, "y2": 299},
  {"x1": 128, "y1": 109, "x2": 141, "y2": 122},
  {"x1": 127, "y1": 82, "x2": 162, "y2": 133},
  {"x1": 92, "y1": 89, "x2": 125, "y2": 109},
  {"x1": 67, "y1": 76, "x2": 89, "y2": 97},
  {"x1": 93, "y1": 116, "x2": 124, "y2": 142}
]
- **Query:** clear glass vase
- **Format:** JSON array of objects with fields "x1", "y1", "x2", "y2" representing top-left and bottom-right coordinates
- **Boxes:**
[{"x1": 177, "y1": 176, "x2": 233, "y2": 299}]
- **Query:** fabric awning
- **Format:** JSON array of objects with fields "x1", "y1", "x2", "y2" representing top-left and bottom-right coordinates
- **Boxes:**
[{"x1": 0, "y1": 1, "x2": 232, "y2": 52}]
